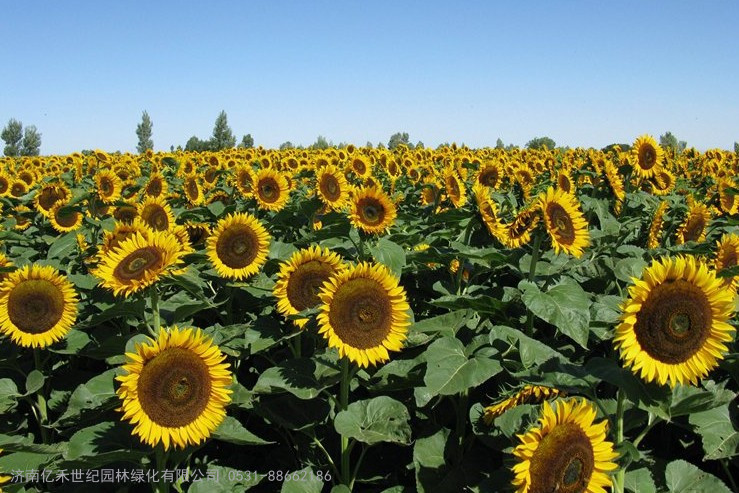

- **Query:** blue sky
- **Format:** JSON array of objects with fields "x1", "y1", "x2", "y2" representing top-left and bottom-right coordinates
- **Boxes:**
[{"x1": 2, "y1": 1, "x2": 738, "y2": 154}]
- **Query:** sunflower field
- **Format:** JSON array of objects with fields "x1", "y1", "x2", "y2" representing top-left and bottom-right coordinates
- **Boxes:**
[{"x1": 0, "y1": 136, "x2": 737, "y2": 493}]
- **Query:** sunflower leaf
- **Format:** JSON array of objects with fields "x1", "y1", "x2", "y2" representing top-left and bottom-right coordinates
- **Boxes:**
[
  {"x1": 423, "y1": 337, "x2": 502, "y2": 396},
  {"x1": 664, "y1": 459, "x2": 731, "y2": 492},
  {"x1": 334, "y1": 396, "x2": 411, "y2": 445},
  {"x1": 689, "y1": 404, "x2": 739, "y2": 460}
]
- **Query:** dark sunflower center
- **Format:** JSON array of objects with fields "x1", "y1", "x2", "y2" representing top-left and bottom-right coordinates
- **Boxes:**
[
  {"x1": 186, "y1": 179, "x2": 200, "y2": 198},
  {"x1": 39, "y1": 188, "x2": 62, "y2": 211},
  {"x1": 215, "y1": 225, "x2": 259, "y2": 269},
  {"x1": 358, "y1": 198, "x2": 385, "y2": 225},
  {"x1": 634, "y1": 279, "x2": 712, "y2": 364},
  {"x1": 547, "y1": 203, "x2": 576, "y2": 245},
  {"x1": 11, "y1": 183, "x2": 26, "y2": 197},
  {"x1": 510, "y1": 211, "x2": 538, "y2": 238},
  {"x1": 322, "y1": 175, "x2": 340, "y2": 200},
  {"x1": 55, "y1": 208, "x2": 79, "y2": 228},
  {"x1": 137, "y1": 347, "x2": 212, "y2": 428},
  {"x1": 481, "y1": 170, "x2": 499, "y2": 187},
  {"x1": 448, "y1": 177, "x2": 460, "y2": 198},
  {"x1": 7, "y1": 280, "x2": 66, "y2": 334},
  {"x1": 328, "y1": 278, "x2": 393, "y2": 349},
  {"x1": 0, "y1": 178, "x2": 8, "y2": 193},
  {"x1": 640, "y1": 146, "x2": 657, "y2": 169},
  {"x1": 259, "y1": 178, "x2": 279, "y2": 202},
  {"x1": 114, "y1": 206, "x2": 137, "y2": 223},
  {"x1": 528, "y1": 422, "x2": 594, "y2": 493},
  {"x1": 100, "y1": 178, "x2": 112, "y2": 194},
  {"x1": 113, "y1": 246, "x2": 164, "y2": 282},
  {"x1": 286, "y1": 260, "x2": 336, "y2": 311},
  {"x1": 354, "y1": 160, "x2": 366, "y2": 174},
  {"x1": 142, "y1": 206, "x2": 169, "y2": 231},
  {"x1": 682, "y1": 216, "x2": 706, "y2": 242},
  {"x1": 558, "y1": 175, "x2": 571, "y2": 192}
]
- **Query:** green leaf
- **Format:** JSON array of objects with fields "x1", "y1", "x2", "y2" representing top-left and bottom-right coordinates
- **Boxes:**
[
  {"x1": 25, "y1": 370, "x2": 45, "y2": 395},
  {"x1": 253, "y1": 357, "x2": 339, "y2": 400},
  {"x1": 488, "y1": 324, "x2": 564, "y2": 369},
  {"x1": 67, "y1": 273, "x2": 99, "y2": 290},
  {"x1": 624, "y1": 468, "x2": 656, "y2": 493},
  {"x1": 49, "y1": 329, "x2": 91, "y2": 355},
  {"x1": 370, "y1": 238, "x2": 406, "y2": 277},
  {"x1": 280, "y1": 467, "x2": 325, "y2": 493},
  {"x1": 413, "y1": 427, "x2": 450, "y2": 492},
  {"x1": 689, "y1": 404, "x2": 739, "y2": 460},
  {"x1": 613, "y1": 257, "x2": 648, "y2": 283},
  {"x1": 56, "y1": 369, "x2": 118, "y2": 425},
  {"x1": 0, "y1": 451, "x2": 59, "y2": 472},
  {"x1": 334, "y1": 396, "x2": 412, "y2": 445},
  {"x1": 0, "y1": 378, "x2": 19, "y2": 412},
  {"x1": 664, "y1": 459, "x2": 731, "y2": 492},
  {"x1": 411, "y1": 309, "x2": 477, "y2": 337},
  {"x1": 213, "y1": 416, "x2": 273, "y2": 445},
  {"x1": 423, "y1": 337, "x2": 502, "y2": 396},
  {"x1": 64, "y1": 421, "x2": 148, "y2": 467},
  {"x1": 46, "y1": 231, "x2": 78, "y2": 259},
  {"x1": 519, "y1": 279, "x2": 591, "y2": 348}
]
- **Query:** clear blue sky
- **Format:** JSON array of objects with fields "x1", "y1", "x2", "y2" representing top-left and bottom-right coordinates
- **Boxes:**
[{"x1": 2, "y1": 1, "x2": 738, "y2": 154}]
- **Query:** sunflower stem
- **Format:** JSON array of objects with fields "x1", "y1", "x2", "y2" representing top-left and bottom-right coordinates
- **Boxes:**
[
  {"x1": 632, "y1": 413, "x2": 660, "y2": 448},
  {"x1": 339, "y1": 357, "x2": 351, "y2": 486},
  {"x1": 154, "y1": 445, "x2": 170, "y2": 493},
  {"x1": 151, "y1": 287, "x2": 161, "y2": 336},
  {"x1": 614, "y1": 389, "x2": 626, "y2": 493},
  {"x1": 350, "y1": 444, "x2": 368, "y2": 489},
  {"x1": 721, "y1": 459, "x2": 738, "y2": 493},
  {"x1": 33, "y1": 348, "x2": 49, "y2": 444},
  {"x1": 455, "y1": 390, "x2": 469, "y2": 463},
  {"x1": 525, "y1": 233, "x2": 543, "y2": 336}
]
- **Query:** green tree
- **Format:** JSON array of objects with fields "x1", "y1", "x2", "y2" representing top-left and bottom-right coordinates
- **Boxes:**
[
  {"x1": 525, "y1": 136, "x2": 556, "y2": 150},
  {"x1": 239, "y1": 134, "x2": 254, "y2": 148},
  {"x1": 21, "y1": 125, "x2": 42, "y2": 156},
  {"x1": 210, "y1": 111, "x2": 236, "y2": 151},
  {"x1": 659, "y1": 131, "x2": 687, "y2": 155},
  {"x1": 136, "y1": 111, "x2": 154, "y2": 153},
  {"x1": 602, "y1": 143, "x2": 632, "y2": 153},
  {"x1": 495, "y1": 138, "x2": 505, "y2": 149},
  {"x1": 185, "y1": 136, "x2": 210, "y2": 152},
  {"x1": 415, "y1": 141, "x2": 425, "y2": 149},
  {"x1": 387, "y1": 132, "x2": 410, "y2": 150},
  {"x1": 279, "y1": 141, "x2": 294, "y2": 150},
  {"x1": 734, "y1": 142, "x2": 739, "y2": 154},
  {"x1": 311, "y1": 135, "x2": 331, "y2": 150},
  {"x1": 2, "y1": 118, "x2": 24, "y2": 157}
]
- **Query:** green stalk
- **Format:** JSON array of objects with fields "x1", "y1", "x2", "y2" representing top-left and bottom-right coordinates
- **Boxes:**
[
  {"x1": 154, "y1": 445, "x2": 170, "y2": 493},
  {"x1": 151, "y1": 287, "x2": 161, "y2": 336},
  {"x1": 33, "y1": 349, "x2": 49, "y2": 444},
  {"x1": 525, "y1": 233, "x2": 543, "y2": 335},
  {"x1": 455, "y1": 390, "x2": 469, "y2": 461},
  {"x1": 339, "y1": 357, "x2": 351, "y2": 486},
  {"x1": 613, "y1": 389, "x2": 625, "y2": 493}
]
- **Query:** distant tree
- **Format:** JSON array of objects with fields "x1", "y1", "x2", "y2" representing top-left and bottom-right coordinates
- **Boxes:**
[
  {"x1": 415, "y1": 141, "x2": 425, "y2": 149},
  {"x1": 387, "y1": 132, "x2": 410, "y2": 150},
  {"x1": 136, "y1": 111, "x2": 154, "y2": 153},
  {"x1": 659, "y1": 131, "x2": 687, "y2": 155},
  {"x1": 2, "y1": 118, "x2": 24, "y2": 156},
  {"x1": 210, "y1": 111, "x2": 236, "y2": 150},
  {"x1": 21, "y1": 125, "x2": 42, "y2": 156},
  {"x1": 525, "y1": 136, "x2": 556, "y2": 150},
  {"x1": 734, "y1": 142, "x2": 739, "y2": 154},
  {"x1": 185, "y1": 136, "x2": 210, "y2": 152},
  {"x1": 505, "y1": 143, "x2": 518, "y2": 151},
  {"x1": 495, "y1": 138, "x2": 505, "y2": 149},
  {"x1": 602, "y1": 143, "x2": 632, "y2": 153},
  {"x1": 365, "y1": 141, "x2": 374, "y2": 148},
  {"x1": 376, "y1": 142, "x2": 386, "y2": 149},
  {"x1": 311, "y1": 135, "x2": 330, "y2": 150},
  {"x1": 279, "y1": 141, "x2": 294, "y2": 150},
  {"x1": 239, "y1": 134, "x2": 254, "y2": 148}
]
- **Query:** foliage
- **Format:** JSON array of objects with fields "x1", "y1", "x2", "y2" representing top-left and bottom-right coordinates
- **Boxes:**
[
  {"x1": 2, "y1": 118, "x2": 41, "y2": 156},
  {"x1": 525, "y1": 136, "x2": 556, "y2": 150},
  {"x1": 136, "y1": 111, "x2": 154, "y2": 153}
]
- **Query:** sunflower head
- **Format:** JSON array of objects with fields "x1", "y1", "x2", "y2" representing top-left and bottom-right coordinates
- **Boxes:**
[
  {"x1": 631, "y1": 135, "x2": 664, "y2": 179},
  {"x1": 349, "y1": 187, "x2": 397, "y2": 235},
  {"x1": 676, "y1": 201, "x2": 711, "y2": 245},
  {"x1": 274, "y1": 246, "x2": 347, "y2": 328},
  {"x1": 144, "y1": 172, "x2": 168, "y2": 198},
  {"x1": 49, "y1": 202, "x2": 83, "y2": 234},
  {"x1": 539, "y1": 187, "x2": 590, "y2": 258},
  {"x1": 503, "y1": 206, "x2": 541, "y2": 249},
  {"x1": 614, "y1": 255, "x2": 736, "y2": 386},
  {"x1": 647, "y1": 201, "x2": 669, "y2": 249},
  {"x1": 512, "y1": 399, "x2": 618, "y2": 493},
  {"x1": 317, "y1": 262, "x2": 410, "y2": 368},
  {"x1": 206, "y1": 212, "x2": 271, "y2": 280},
  {"x1": 117, "y1": 326, "x2": 232, "y2": 450},
  {"x1": 254, "y1": 168, "x2": 290, "y2": 211},
  {"x1": 316, "y1": 165, "x2": 349, "y2": 210},
  {"x1": 0, "y1": 264, "x2": 78, "y2": 348},
  {"x1": 137, "y1": 196, "x2": 175, "y2": 232},
  {"x1": 95, "y1": 169, "x2": 123, "y2": 203},
  {"x1": 715, "y1": 234, "x2": 739, "y2": 291}
]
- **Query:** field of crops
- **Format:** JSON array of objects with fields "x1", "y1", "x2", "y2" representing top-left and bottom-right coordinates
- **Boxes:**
[{"x1": 0, "y1": 136, "x2": 737, "y2": 493}]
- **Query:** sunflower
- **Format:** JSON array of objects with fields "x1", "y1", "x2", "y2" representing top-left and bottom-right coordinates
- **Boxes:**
[
  {"x1": 137, "y1": 196, "x2": 175, "y2": 232},
  {"x1": 13, "y1": 205, "x2": 32, "y2": 230},
  {"x1": 0, "y1": 264, "x2": 78, "y2": 348},
  {"x1": 717, "y1": 178, "x2": 738, "y2": 215},
  {"x1": 443, "y1": 167, "x2": 467, "y2": 208},
  {"x1": 9, "y1": 179, "x2": 28, "y2": 198},
  {"x1": 0, "y1": 173, "x2": 10, "y2": 197},
  {"x1": 503, "y1": 206, "x2": 541, "y2": 249},
  {"x1": 0, "y1": 254, "x2": 14, "y2": 283},
  {"x1": 232, "y1": 165, "x2": 255, "y2": 197},
  {"x1": 676, "y1": 201, "x2": 711, "y2": 245},
  {"x1": 116, "y1": 326, "x2": 232, "y2": 450},
  {"x1": 274, "y1": 246, "x2": 346, "y2": 328},
  {"x1": 651, "y1": 168, "x2": 675, "y2": 196},
  {"x1": 316, "y1": 165, "x2": 349, "y2": 210},
  {"x1": 476, "y1": 161, "x2": 502, "y2": 189},
  {"x1": 556, "y1": 169, "x2": 574, "y2": 194},
  {"x1": 140, "y1": 172, "x2": 166, "y2": 199},
  {"x1": 349, "y1": 187, "x2": 397, "y2": 235},
  {"x1": 100, "y1": 219, "x2": 152, "y2": 257},
  {"x1": 93, "y1": 231, "x2": 186, "y2": 297},
  {"x1": 95, "y1": 169, "x2": 123, "y2": 203},
  {"x1": 254, "y1": 168, "x2": 290, "y2": 211},
  {"x1": 483, "y1": 385, "x2": 561, "y2": 425},
  {"x1": 183, "y1": 176, "x2": 204, "y2": 206},
  {"x1": 614, "y1": 256, "x2": 736, "y2": 386},
  {"x1": 512, "y1": 399, "x2": 618, "y2": 493},
  {"x1": 49, "y1": 202, "x2": 83, "y2": 233},
  {"x1": 473, "y1": 183, "x2": 504, "y2": 241},
  {"x1": 630, "y1": 135, "x2": 664, "y2": 179},
  {"x1": 539, "y1": 187, "x2": 589, "y2": 257},
  {"x1": 185, "y1": 222, "x2": 211, "y2": 246},
  {"x1": 317, "y1": 262, "x2": 410, "y2": 368},
  {"x1": 603, "y1": 160, "x2": 625, "y2": 201},
  {"x1": 351, "y1": 156, "x2": 370, "y2": 178},
  {"x1": 206, "y1": 212, "x2": 270, "y2": 280},
  {"x1": 113, "y1": 204, "x2": 138, "y2": 224},
  {"x1": 714, "y1": 233, "x2": 739, "y2": 290},
  {"x1": 647, "y1": 201, "x2": 668, "y2": 249}
]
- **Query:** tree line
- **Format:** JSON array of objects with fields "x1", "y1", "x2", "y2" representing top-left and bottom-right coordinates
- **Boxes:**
[{"x1": 2, "y1": 114, "x2": 737, "y2": 156}]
